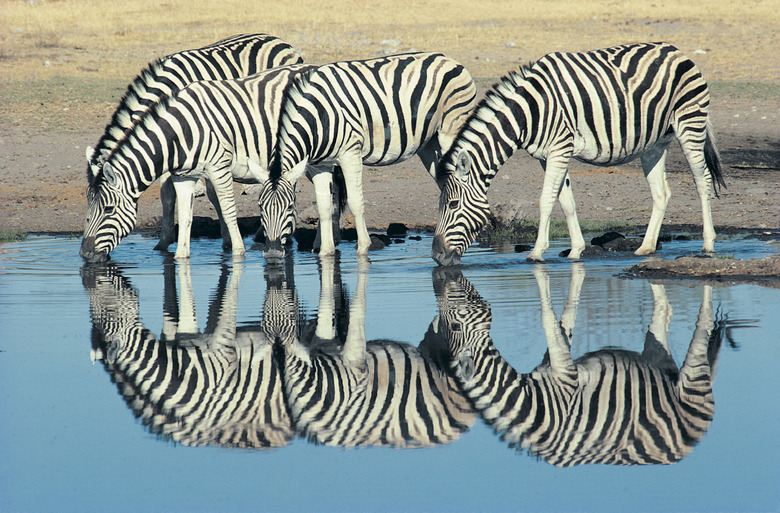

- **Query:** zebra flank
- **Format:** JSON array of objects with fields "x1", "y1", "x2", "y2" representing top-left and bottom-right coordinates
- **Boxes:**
[
  {"x1": 433, "y1": 42, "x2": 724, "y2": 265},
  {"x1": 261, "y1": 51, "x2": 477, "y2": 262},
  {"x1": 434, "y1": 267, "x2": 720, "y2": 466}
]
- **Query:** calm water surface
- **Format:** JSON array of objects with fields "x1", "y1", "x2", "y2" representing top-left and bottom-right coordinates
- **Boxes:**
[{"x1": 1, "y1": 233, "x2": 778, "y2": 512}]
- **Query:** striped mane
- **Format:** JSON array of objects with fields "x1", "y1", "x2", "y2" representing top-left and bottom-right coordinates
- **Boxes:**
[
  {"x1": 437, "y1": 65, "x2": 532, "y2": 181},
  {"x1": 87, "y1": 57, "x2": 172, "y2": 184},
  {"x1": 89, "y1": 93, "x2": 177, "y2": 188},
  {"x1": 269, "y1": 67, "x2": 317, "y2": 182}
]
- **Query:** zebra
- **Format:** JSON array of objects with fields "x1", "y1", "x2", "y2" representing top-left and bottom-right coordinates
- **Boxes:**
[
  {"x1": 259, "y1": 52, "x2": 477, "y2": 262},
  {"x1": 80, "y1": 64, "x2": 343, "y2": 262},
  {"x1": 433, "y1": 265, "x2": 728, "y2": 466},
  {"x1": 268, "y1": 254, "x2": 475, "y2": 448},
  {"x1": 85, "y1": 34, "x2": 303, "y2": 252},
  {"x1": 82, "y1": 261, "x2": 294, "y2": 449},
  {"x1": 432, "y1": 42, "x2": 726, "y2": 265}
]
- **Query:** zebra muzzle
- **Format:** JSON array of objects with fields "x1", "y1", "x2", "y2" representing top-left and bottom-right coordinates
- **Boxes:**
[
  {"x1": 263, "y1": 239, "x2": 286, "y2": 263},
  {"x1": 432, "y1": 235, "x2": 462, "y2": 267},
  {"x1": 80, "y1": 236, "x2": 109, "y2": 263}
]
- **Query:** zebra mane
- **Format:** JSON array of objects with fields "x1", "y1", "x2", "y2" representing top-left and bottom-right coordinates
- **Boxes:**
[
  {"x1": 437, "y1": 67, "x2": 530, "y2": 182},
  {"x1": 269, "y1": 66, "x2": 318, "y2": 181},
  {"x1": 87, "y1": 57, "x2": 173, "y2": 185},
  {"x1": 90, "y1": 92, "x2": 177, "y2": 189}
]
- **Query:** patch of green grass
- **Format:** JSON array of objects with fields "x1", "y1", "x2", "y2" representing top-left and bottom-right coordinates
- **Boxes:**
[
  {"x1": 0, "y1": 231, "x2": 27, "y2": 243},
  {"x1": 710, "y1": 82, "x2": 780, "y2": 102},
  {"x1": 479, "y1": 218, "x2": 635, "y2": 245}
]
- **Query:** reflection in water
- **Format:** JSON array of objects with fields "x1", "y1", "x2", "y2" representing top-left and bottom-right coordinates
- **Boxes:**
[
  {"x1": 433, "y1": 264, "x2": 729, "y2": 466},
  {"x1": 82, "y1": 262, "x2": 293, "y2": 449},
  {"x1": 269, "y1": 257, "x2": 475, "y2": 447},
  {"x1": 83, "y1": 256, "x2": 743, "y2": 463},
  {"x1": 83, "y1": 256, "x2": 474, "y2": 450}
]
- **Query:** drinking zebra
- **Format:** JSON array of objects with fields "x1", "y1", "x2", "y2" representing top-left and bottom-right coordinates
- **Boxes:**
[
  {"x1": 85, "y1": 34, "x2": 302, "y2": 252},
  {"x1": 269, "y1": 255, "x2": 475, "y2": 448},
  {"x1": 259, "y1": 52, "x2": 477, "y2": 262},
  {"x1": 433, "y1": 265, "x2": 727, "y2": 466},
  {"x1": 80, "y1": 64, "x2": 343, "y2": 262},
  {"x1": 432, "y1": 42, "x2": 726, "y2": 265},
  {"x1": 83, "y1": 262, "x2": 294, "y2": 448}
]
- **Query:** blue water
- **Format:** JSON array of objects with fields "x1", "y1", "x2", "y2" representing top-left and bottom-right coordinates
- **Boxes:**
[{"x1": 1, "y1": 233, "x2": 778, "y2": 513}]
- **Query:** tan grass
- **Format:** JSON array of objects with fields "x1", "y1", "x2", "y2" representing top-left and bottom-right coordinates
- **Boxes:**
[{"x1": 1, "y1": 0, "x2": 777, "y2": 130}]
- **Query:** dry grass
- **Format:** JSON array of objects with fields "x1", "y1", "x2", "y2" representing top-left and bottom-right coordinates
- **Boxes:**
[{"x1": 1, "y1": 0, "x2": 778, "y2": 131}]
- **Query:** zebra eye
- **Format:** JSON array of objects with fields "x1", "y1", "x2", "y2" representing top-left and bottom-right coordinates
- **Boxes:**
[
  {"x1": 104, "y1": 205, "x2": 116, "y2": 215},
  {"x1": 451, "y1": 322, "x2": 462, "y2": 332},
  {"x1": 448, "y1": 200, "x2": 460, "y2": 210}
]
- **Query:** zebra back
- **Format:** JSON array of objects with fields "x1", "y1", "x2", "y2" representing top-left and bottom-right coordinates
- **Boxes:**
[
  {"x1": 83, "y1": 262, "x2": 293, "y2": 449},
  {"x1": 87, "y1": 33, "x2": 302, "y2": 183},
  {"x1": 434, "y1": 267, "x2": 720, "y2": 466},
  {"x1": 271, "y1": 52, "x2": 477, "y2": 178}
]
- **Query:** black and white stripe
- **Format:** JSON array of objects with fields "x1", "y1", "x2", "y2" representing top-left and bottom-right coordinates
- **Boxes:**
[
  {"x1": 259, "y1": 52, "x2": 477, "y2": 262},
  {"x1": 80, "y1": 64, "x2": 342, "y2": 262},
  {"x1": 269, "y1": 257, "x2": 475, "y2": 448},
  {"x1": 434, "y1": 267, "x2": 722, "y2": 466},
  {"x1": 83, "y1": 262, "x2": 294, "y2": 449},
  {"x1": 85, "y1": 33, "x2": 302, "y2": 252},
  {"x1": 433, "y1": 42, "x2": 725, "y2": 265}
]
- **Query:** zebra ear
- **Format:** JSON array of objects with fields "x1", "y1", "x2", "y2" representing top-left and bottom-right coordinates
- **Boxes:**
[
  {"x1": 247, "y1": 159, "x2": 269, "y2": 183},
  {"x1": 455, "y1": 151, "x2": 471, "y2": 182},
  {"x1": 458, "y1": 349, "x2": 475, "y2": 381},
  {"x1": 86, "y1": 146, "x2": 95, "y2": 163},
  {"x1": 102, "y1": 162, "x2": 121, "y2": 189}
]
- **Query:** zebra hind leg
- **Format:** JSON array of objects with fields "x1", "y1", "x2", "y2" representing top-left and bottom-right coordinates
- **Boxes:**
[
  {"x1": 677, "y1": 118, "x2": 720, "y2": 253},
  {"x1": 155, "y1": 173, "x2": 177, "y2": 251},
  {"x1": 636, "y1": 142, "x2": 672, "y2": 256}
]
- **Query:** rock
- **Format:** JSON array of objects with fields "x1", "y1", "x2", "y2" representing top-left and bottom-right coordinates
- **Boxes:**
[
  {"x1": 294, "y1": 228, "x2": 317, "y2": 252},
  {"x1": 368, "y1": 233, "x2": 391, "y2": 250},
  {"x1": 514, "y1": 244, "x2": 532, "y2": 253},
  {"x1": 387, "y1": 222, "x2": 408, "y2": 237},
  {"x1": 342, "y1": 228, "x2": 358, "y2": 241},
  {"x1": 591, "y1": 231, "x2": 624, "y2": 247}
]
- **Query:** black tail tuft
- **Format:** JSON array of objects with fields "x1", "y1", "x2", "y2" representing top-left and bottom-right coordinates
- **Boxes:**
[
  {"x1": 704, "y1": 120, "x2": 726, "y2": 197},
  {"x1": 332, "y1": 166, "x2": 347, "y2": 215}
]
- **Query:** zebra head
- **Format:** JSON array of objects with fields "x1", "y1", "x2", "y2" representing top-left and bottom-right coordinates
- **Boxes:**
[
  {"x1": 81, "y1": 162, "x2": 138, "y2": 262},
  {"x1": 432, "y1": 267, "x2": 493, "y2": 383},
  {"x1": 433, "y1": 151, "x2": 490, "y2": 266},
  {"x1": 258, "y1": 177, "x2": 297, "y2": 263}
]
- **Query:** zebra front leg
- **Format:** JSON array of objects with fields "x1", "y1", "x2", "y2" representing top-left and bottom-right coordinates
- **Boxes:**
[
  {"x1": 155, "y1": 172, "x2": 177, "y2": 251},
  {"x1": 311, "y1": 171, "x2": 337, "y2": 256},
  {"x1": 172, "y1": 177, "x2": 198, "y2": 259},
  {"x1": 528, "y1": 156, "x2": 570, "y2": 261},
  {"x1": 204, "y1": 180, "x2": 232, "y2": 251},
  {"x1": 339, "y1": 152, "x2": 371, "y2": 255},
  {"x1": 207, "y1": 170, "x2": 245, "y2": 258},
  {"x1": 637, "y1": 144, "x2": 671, "y2": 255}
]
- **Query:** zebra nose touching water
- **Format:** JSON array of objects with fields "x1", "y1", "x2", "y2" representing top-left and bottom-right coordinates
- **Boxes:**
[{"x1": 432, "y1": 42, "x2": 725, "y2": 266}]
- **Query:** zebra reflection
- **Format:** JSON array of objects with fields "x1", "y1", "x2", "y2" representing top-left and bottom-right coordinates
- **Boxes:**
[
  {"x1": 433, "y1": 265, "x2": 728, "y2": 466},
  {"x1": 83, "y1": 262, "x2": 293, "y2": 449},
  {"x1": 269, "y1": 256, "x2": 475, "y2": 448}
]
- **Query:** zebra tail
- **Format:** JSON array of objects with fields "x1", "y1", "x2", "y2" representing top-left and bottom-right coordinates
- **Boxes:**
[
  {"x1": 333, "y1": 165, "x2": 347, "y2": 215},
  {"x1": 704, "y1": 119, "x2": 726, "y2": 197}
]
